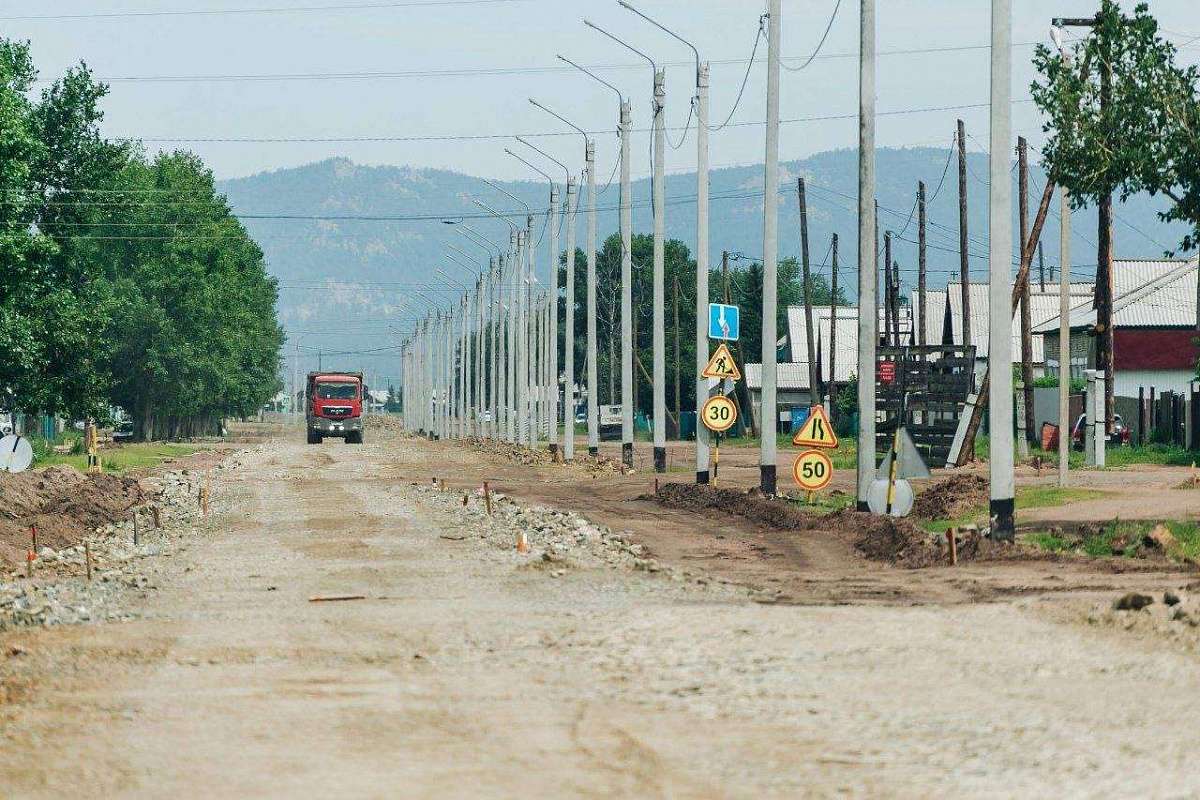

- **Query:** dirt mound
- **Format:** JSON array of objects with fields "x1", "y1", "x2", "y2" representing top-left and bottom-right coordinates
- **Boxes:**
[
  {"x1": 0, "y1": 466, "x2": 147, "y2": 566},
  {"x1": 651, "y1": 482, "x2": 816, "y2": 531},
  {"x1": 912, "y1": 474, "x2": 989, "y2": 520},
  {"x1": 649, "y1": 482, "x2": 1007, "y2": 570}
]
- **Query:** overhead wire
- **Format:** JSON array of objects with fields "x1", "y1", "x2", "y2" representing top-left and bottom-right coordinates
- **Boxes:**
[
  {"x1": 1, "y1": 0, "x2": 528, "y2": 22},
  {"x1": 781, "y1": 0, "x2": 842, "y2": 72}
]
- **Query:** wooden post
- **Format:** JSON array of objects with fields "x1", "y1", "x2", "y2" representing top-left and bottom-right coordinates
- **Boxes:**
[
  {"x1": 84, "y1": 540, "x2": 93, "y2": 581},
  {"x1": 151, "y1": 504, "x2": 161, "y2": 529},
  {"x1": 1150, "y1": 386, "x2": 1157, "y2": 440},
  {"x1": 133, "y1": 511, "x2": 139, "y2": 546},
  {"x1": 799, "y1": 178, "x2": 819, "y2": 407},
  {"x1": 1018, "y1": 137, "x2": 1036, "y2": 446},
  {"x1": 947, "y1": 527, "x2": 958, "y2": 566},
  {"x1": 1038, "y1": 240, "x2": 1046, "y2": 292},
  {"x1": 672, "y1": 273, "x2": 681, "y2": 433},
  {"x1": 957, "y1": 119, "x2": 971, "y2": 350},
  {"x1": 1138, "y1": 386, "x2": 1145, "y2": 446},
  {"x1": 829, "y1": 234, "x2": 839, "y2": 421},
  {"x1": 883, "y1": 230, "x2": 893, "y2": 347},
  {"x1": 30, "y1": 524, "x2": 37, "y2": 555},
  {"x1": 483, "y1": 481, "x2": 493, "y2": 515},
  {"x1": 917, "y1": 181, "x2": 927, "y2": 348}
]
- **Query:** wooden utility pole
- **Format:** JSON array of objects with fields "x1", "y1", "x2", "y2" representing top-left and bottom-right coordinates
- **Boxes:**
[
  {"x1": 672, "y1": 273, "x2": 681, "y2": 430},
  {"x1": 883, "y1": 230, "x2": 893, "y2": 345},
  {"x1": 1018, "y1": 137, "x2": 1036, "y2": 445},
  {"x1": 957, "y1": 119, "x2": 971, "y2": 350},
  {"x1": 891, "y1": 262, "x2": 901, "y2": 346},
  {"x1": 799, "y1": 178, "x2": 819, "y2": 405},
  {"x1": 1038, "y1": 240, "x2": 1046, "y2": 291},
  {"x1": 829, "y1": 233, "x2": 839, "y2": 419},
  {"x1": 918, "y1": 181, "x2": 927, "y2": 347},
  {"x1": 956, "y1": 179, "x2": 1056, "y2": 465},
  {"x1": 722, "y1": 250, "x2": 754, "y2": 436}
]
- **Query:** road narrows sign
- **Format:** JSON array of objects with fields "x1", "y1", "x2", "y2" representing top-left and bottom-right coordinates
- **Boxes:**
[
  {"x1": 792, "y1": 450, "x2": 833, "y2": 492},
  {"x1": 792, "y1": 405, "x2": 838, "y2": 449},
  {"x1": 701, "y1": 343, "x2": 742, "y2": 381},
  {"x1": 701, "y1": 395, "x2": 738, "y2": 433}
]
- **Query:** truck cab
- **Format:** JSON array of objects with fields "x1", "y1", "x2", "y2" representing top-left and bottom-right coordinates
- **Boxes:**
[{"x1": 306, "y1": 371, "x2": 365, "y2": 444}]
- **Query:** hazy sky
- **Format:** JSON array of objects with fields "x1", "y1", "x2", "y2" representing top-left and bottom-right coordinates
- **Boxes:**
[{"x1": 9, "y1": 0, "x2": 1198, "y2": 182}]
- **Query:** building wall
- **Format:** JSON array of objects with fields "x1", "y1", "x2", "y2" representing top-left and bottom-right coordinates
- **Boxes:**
[
  {"x1": 1114, "y1": 328, "x2": 1199, "y2": 371},
  {"x1": 1114, "y1": 369, "x2": 1197, "y2": 398},
  {"x1": 1043, "y1": 331, "x2": 1091, "y2": 380}
]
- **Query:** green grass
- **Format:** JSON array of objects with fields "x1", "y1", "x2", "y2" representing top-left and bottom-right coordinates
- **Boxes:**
[
  {"x1": 1025, "y1": 519, "x2": 1200, "y2": 562},
  {"x1": 36, "y1": 442, "x2": 202, "y2": 475},
  {"x1": 781, "y1": 489, "x2": 855, "y2": 514},
  {"x1": 918, "y1": 485, "x2": 1107, "y2": 534}
]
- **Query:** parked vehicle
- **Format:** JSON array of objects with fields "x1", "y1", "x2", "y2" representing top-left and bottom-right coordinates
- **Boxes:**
[
  {"x1": 306, "y1": 371, "x2": 365, "y2": 444},
  {"x1": 598, "y1": 404, "x2": 622, "y2": 441},
  {"x1": 1071, "y1": 413, "x2": 1131, "y2": 450},
  {"x1": 113, "y1": 420, "x2": 136, "y2": 442}
]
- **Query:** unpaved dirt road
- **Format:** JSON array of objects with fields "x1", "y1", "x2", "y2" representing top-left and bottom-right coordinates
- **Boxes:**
[{"x1": 3, "y1": 429, "x2": 1200, "y2": 798}]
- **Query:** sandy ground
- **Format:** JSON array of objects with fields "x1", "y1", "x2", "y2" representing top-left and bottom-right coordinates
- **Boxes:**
[{"x1": 2, "y1": 427, "x2": 1199, "y2": 798}]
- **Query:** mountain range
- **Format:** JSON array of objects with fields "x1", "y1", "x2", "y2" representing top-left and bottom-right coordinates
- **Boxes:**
[{"x1": 217, "y1": 146, "x2": 1189, "y2": 384}]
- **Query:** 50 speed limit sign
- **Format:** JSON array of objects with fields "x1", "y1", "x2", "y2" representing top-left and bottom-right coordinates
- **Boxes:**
[
  {"x1": 792, "y1": 449, "x2": 833, "y2": 491},
  {"x1": 701, "y1": 395, "x2": 738, "y2": 433}
]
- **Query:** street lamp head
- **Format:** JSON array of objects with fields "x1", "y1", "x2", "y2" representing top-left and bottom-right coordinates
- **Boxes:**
[{"x1": 1049, "y1": 25, "x2": 1065, "y2": 52}]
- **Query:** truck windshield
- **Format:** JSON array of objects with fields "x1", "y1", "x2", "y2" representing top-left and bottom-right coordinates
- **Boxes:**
[{"x1": 317, "y1": 383, "x2": 358, "y2": 400}]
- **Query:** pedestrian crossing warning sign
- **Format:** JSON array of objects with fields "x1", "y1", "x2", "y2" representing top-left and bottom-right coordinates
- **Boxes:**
[
  {"x1": 701, "y1": 343, "x2": 741, "y2": 381},
  {"x1": 792, "y1": 405, "x2": 838, "y2": 449}
]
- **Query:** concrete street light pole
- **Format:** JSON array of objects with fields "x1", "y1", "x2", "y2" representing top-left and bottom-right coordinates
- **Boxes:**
[
  {"x1": 481, "y1": 180, "x2": 533, "y2": 447},
  {"x1": 471, "y1": 199, "x2": 522, "y2": 442},
  {"x1": 617, "y1": 0, "x2": 709, "y2": 480},
  {"x1": 584, "y1": 18, "x2": 664, "y2": 470},
  {"x1": 988, "y1": 0, "x2": 1016, "y2": 540},
  {"x1": 529, "y1": 99, "x2": 595, "y2": 456},
  {"x1": 557, "y1": 52, "x2": 633, "y2": 467},
  {"x1": 760, "y1": 0, "x2": 782, "y2": 494},
  {"x1": 505, "y1": 148, "x2": 561, "y2": 454},
  {"x1": 856, "y1": 0, "x2": 877, "y2": 510},
  {"x1": 515, "y1": 137, "x2": 574, "y2": 456}
]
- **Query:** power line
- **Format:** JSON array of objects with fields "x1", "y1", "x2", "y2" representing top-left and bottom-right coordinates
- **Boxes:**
[
  {"x1": 781, "y1": 0, "x2": 842, "y2": 73},
  {"x1": 1, "y1": 0, "x2": 527, "y2": 22},
  {"x1": 133, "y1": 98, "x2": 1037, "y2": 143}
]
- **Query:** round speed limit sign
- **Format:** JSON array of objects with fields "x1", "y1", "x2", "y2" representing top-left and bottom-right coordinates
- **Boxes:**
[
  {"x1": 792, "y1": 449, "x2": 833, "y2": 492},
  {"x1": 701, "y1": 395, "x2": 738, "y2": 433}
]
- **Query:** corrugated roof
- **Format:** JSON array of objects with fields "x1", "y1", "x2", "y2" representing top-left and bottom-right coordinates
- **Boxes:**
[
  {"x1": 744, "y1": 361, "x2": 813, "y2": 391},
  {"x1": 818, "y1": 315, "x2": 862, "y2": 383},
  {"x1": 1033, "y1": 258, "x2": 1198, "y2": 333},
  {"x1": 909, "y1": 289, "x2": 948, "y2": 347},
  {"x1": 946, "y1": 280, "x2": 1094, "y2": 361}
]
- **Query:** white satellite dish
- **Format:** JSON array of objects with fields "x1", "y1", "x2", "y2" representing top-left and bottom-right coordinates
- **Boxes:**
[{"x1": 0, "y1": 435, "x2": 33, "y2": 473}]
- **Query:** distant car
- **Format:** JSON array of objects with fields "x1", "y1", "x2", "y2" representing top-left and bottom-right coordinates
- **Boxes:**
[
  {"x1": 113, "y1": 421, "x2": 136, "y2": 442},
  {"x1": 1071, "y1": 413, "x2": 1130, "y2": 450},
  {"x1": 478, "y1": 410, "x2": 493, "y2": 423},
  {"x1": 574, "y1": 409, "x2": 586, "y2": 425}
]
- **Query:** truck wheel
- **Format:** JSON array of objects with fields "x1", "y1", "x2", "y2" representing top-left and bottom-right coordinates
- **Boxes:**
[
  {"x1": 307, "y1": 430, "x2": 322, "y2": 444},
  {"x1": 346, "y1": 431, "x2": 363, "y2": 444}
]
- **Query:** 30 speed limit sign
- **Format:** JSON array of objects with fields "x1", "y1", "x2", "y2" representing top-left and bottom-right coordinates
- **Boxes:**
[
  {"x1": 701, "y1": 395, "x2": 738, "y2": 433},
  {"x1": 792, "y1": 449, "x2": 833, "y2": 491}
]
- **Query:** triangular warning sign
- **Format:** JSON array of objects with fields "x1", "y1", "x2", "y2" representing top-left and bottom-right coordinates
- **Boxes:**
[
  {"x1": 701, "y1": 343, "x2": 741, "y2": 380},
  {"x1": 792, "y1": 405, "x2": 838, "y2": 449}
]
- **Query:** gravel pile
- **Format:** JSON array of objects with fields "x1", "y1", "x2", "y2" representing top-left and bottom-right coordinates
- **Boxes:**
[
  {"x1": 0, "y1": 460, "x2": 240, "y2": 631},
  {"x1": 467, "y1": 438, "x2": 554, "y2": 466},
  {"x1": 1085, "y1": 589, "x2": 1200, "y2": 644},
  {"x1": 410, "y1": 481, "x2": 746, "y2": 596}
]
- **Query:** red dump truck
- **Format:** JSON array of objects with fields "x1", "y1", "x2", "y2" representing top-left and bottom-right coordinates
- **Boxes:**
[{"x1": 306, "y1": 371, "x2": 365, "y2": 444}]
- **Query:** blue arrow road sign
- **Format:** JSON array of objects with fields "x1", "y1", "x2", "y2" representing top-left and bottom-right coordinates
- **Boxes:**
[{"x1": 708, "y1": 303, "x2": 739, "y2": 341}]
